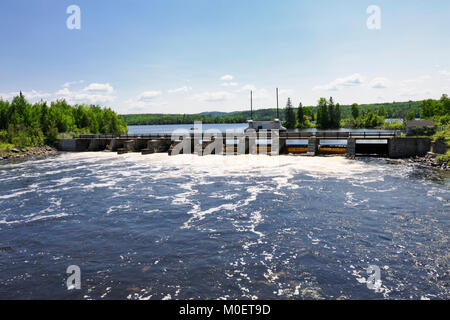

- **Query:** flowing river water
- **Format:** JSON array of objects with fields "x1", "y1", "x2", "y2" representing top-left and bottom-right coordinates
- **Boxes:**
[{"x1": 0, "y1": 151, "x2": 448, "y2": 300}]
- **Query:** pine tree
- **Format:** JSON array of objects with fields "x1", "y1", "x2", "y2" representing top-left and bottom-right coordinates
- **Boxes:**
[
  {"x1": 297, "y1": 102, "x2": 304, "y2": 125},
  {"x1": 328, "y1": 97, "x2": 335, "y2": 128},
  {"x1": 351, "y1": 103, "x2": 359, "y2": 120},
  {"x1": 316, "y1": 98, "x2": 328, "y2": 129},
  {"x1": 334, "y1": 103, "x2": 341, "y2": 128},
  {"x1": 284, "y1": 98, "x2": 296, "y2": 129}
]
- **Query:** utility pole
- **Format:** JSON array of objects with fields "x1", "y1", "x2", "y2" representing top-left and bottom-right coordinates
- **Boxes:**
[
  {"x1": 276, "y1": 88, "x2": 279, "y2": 119},
  {"x1": 250, "y1": 90, "x2": 253, "y2": 120}
]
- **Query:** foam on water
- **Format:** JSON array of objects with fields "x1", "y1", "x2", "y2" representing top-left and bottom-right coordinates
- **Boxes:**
[
  {"x1": 51, "y1": 152, "x2": 378, "y2": 178},
  {"x1": 0, "y1": 152, "x2": 448, "y2": 300}
]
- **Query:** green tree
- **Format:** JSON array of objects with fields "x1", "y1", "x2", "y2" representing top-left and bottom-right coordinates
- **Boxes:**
[
  {"x1": 327, "y1": 97, "x2": 335, "y2": 128},
  {"x1": 351, "y1": 103, "x2": 359, "y2": 120},
  {"x1": 377, "y1": 105, "x2": 387, "y2": 117},
  {"x1": 0, "y1": 93, "x2": 127, "y2": 148},
  {"x1": 334, "y1": 103, "x2": 341, "y2": 127},
  {"x1": 316, "y1": 98, "x2": 328, "y2": 129},
  {"x1": 420, "y1": 99, "x2": 435, "y2": 119},
  {"x1": 404, "y1": 110, "x2": 415, "y2": 121},
  {"x1": 284, "y1": 98, "x2": 296, "y2": 129},
  {"x1": 297, "y1": 102, "x2": 304, "y2": 125}
]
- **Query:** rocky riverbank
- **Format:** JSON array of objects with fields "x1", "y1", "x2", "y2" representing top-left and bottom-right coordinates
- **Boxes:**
[
  {"x1": 407, "y1": 153, "x2": 449, "y2": 171},
  {"x1": 0, "y1": 146, "x2": 58, "y2": 161}
]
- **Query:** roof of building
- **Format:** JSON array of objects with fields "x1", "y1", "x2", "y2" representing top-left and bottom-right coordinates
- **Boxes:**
[{"x1": 405, "y1": 120, "x2": 435, "y2": 128}]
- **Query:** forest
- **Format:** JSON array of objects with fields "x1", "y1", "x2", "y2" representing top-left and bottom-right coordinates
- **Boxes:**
[
  {"x1": 0, "y1": 92, "x2": 127, "y2": 149},
  {"x1": 122, "y1": 98, "x2": 429, "y2": 126}
]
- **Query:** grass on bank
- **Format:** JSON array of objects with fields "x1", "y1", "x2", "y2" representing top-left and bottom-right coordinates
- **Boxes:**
[
  {"x1": 0, "y1": 142, "x2": 13, "y2": 153},
  {"x1": 433, "y1": 123, "x2": 450, "y2": 164}
]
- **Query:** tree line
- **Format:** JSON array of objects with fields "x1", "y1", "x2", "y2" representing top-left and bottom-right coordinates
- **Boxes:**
[
  {"x1": 122, "y1": 98, "x2": 441, "y2": 127},
  {"x1": 274, "y1": 94, "x2": 449, "y2": 130},
  {"x1": 420, "y1": 94, "x2": 450, "y2": 123},
  {"x1": 0, "y1": 92, "x2": 127, "y2": 148},
  {"x1": 120, "y1": 113, "x2": 247, "y2": 126}
]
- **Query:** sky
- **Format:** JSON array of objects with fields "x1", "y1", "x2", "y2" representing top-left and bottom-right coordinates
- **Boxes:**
[{"x1": 0, "y1": 0, "x2": 449, "y2": 114}]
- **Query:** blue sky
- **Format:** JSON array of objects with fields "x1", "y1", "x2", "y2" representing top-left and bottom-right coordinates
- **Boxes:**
[{"x1": 0, "y1": 0, "x2": 449, "y2": 114}]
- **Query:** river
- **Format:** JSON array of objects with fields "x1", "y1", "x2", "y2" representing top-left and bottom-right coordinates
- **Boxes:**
[{"x1": 0, "y1": 126, "x2": 448, "y2": 300}]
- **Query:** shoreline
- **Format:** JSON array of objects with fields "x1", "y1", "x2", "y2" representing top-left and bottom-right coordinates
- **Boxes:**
[
  {"x1": 406, "y1": 153, "x2": 449, "y2": 172},
  {"x1": 0, "y1": 146, "x2": 58, "y2": 162}
]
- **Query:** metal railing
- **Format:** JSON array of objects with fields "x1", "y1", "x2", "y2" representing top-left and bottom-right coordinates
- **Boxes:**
[{"x1": 78, "y1": 131, "x2": 400, "y2": 140}]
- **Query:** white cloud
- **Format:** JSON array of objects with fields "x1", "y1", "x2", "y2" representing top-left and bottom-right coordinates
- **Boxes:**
[
  {"x1": 168, "y1": 86, "x2": 192, "y2": 94},
  {"x1": 24, "y1": 90, "x2": 52, "y2": 100},
  {"x1": 55, "y1": 87, "x2": 115, "y2": 105},
  {"x1": 278, "y1": 89, "x2": 293, "y2": 95},
  {"x1": 239, "y1": 84, "x2": 257, "y2": 92},
  {"x1": 0, "y1": 92, "x2": 15, "y2": 100},
  {"x1": 62, "y1": 80, "x2": 84, "y2": 88},
  {"x1": 191, "y1": 91, "x2": 234, "y2": 102},
  {"x1": 123, "y1": 97, "x2": 167, "y2": 113},
  {"x1": 400, "y1": 87, "x2": 432, "y2": 98},
  {"x1": 0, "y1": 90, "x2": 51, "y2": 101},
  {"x1": 313, "y1": 73, "x2": 364, "y2": 91},
  {"x1": 401, "y1": 75, "x2": 431, "y2": 85},
  {"x1": 55, "y1": 82, "x2": 116, "y2": 105},
  {"x1": 1, "y1": 83, "x2": 116, "y2": 105},
  {"x1": 237, "y1": 84, "x2": 271, "y2": 100},
  {"x1": 220, "y1": 74, "x2": 234, "y2": 81},
  {"x1": 122, "y1": 91, "x2": 166, "y2": 113},
  {"x1": 137, "y1": 90, "x2": 162, "y2": 102},
  {"x1": 370, "y1": 77, "x2": 390, "y2": 89},
  {"x1": 83, "y1": 82, "x2": 114, "y2": 94},
  {"x1": 221, "y1": 82, "x2": 238, "y2": 87}
]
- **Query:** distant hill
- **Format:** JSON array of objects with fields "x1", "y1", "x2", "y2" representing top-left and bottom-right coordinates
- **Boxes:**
[{"x1": 121, "y1": 100, "x2": 424, "y2": 125}]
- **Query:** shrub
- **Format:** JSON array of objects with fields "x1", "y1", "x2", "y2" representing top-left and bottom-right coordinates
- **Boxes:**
[
  {"x1": 0, "y1": 130, "x2": 7, "y2": 142},
  {"x1": 407, "y1": 126, "x2": 436, "y2": 136},
  {"x1": 0, "y1": 142, "x2": 12, "y2": 152},
  {"x1": 383, "y1": 122, "x2": 405, "y2": 131},
  {"x1": 45, "y1": 126, "x2": 59, "y2": 146},
  {"x1": 436, "y1": 151, "x2": 450, "y2": 165}
]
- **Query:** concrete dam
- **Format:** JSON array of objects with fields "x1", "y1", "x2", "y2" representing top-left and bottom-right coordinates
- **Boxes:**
[{"x1": 57, "y1": 131, "x2": 433, "y2": 159}]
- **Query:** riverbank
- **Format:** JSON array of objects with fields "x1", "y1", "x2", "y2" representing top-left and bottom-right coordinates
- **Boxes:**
[
  {"x1": 0, "y1": 145, "x2": 58, "y2": 161},
  {"x1": 406, "y1": 153, "x2": 449, "y2": 171}
]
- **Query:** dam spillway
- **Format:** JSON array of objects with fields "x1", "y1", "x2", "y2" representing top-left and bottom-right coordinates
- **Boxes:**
[{"x1": 57, "y1": 131, "x2": 433, "y2": 159}]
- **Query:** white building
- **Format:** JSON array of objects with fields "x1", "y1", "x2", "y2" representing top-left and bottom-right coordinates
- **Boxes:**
[{"x1": 245, "y1": 119, "x2": 287, "y2": 132}]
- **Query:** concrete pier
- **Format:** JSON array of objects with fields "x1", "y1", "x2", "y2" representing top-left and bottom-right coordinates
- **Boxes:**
[
  {"x1": 307, "y1": 137, "x2": 319, "y2": 156},
  {"x1": 346, "y1": 138, "x2": 356, "y2": 157},
  {"x1": 141, "y1": 140, "x2": 159, "y2": 155}
]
